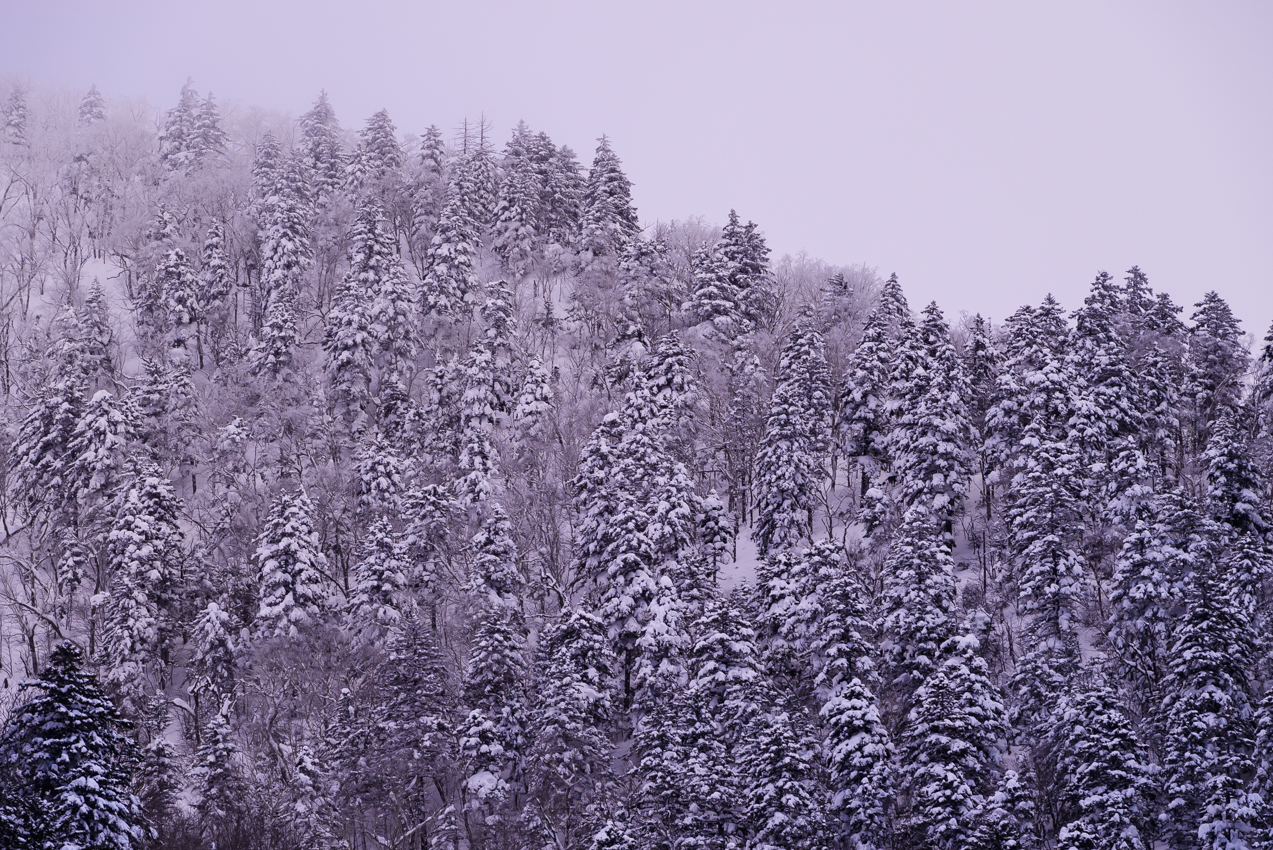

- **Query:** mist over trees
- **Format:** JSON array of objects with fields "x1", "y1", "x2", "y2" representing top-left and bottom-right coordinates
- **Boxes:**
[{"x1": 2, "y1": 79, "x2": 1273, "y2": 850}]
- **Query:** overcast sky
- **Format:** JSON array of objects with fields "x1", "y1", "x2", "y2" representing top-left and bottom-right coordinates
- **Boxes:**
[{"x1": 4, "y1": 1, "x2": 1271, "y2": 334}]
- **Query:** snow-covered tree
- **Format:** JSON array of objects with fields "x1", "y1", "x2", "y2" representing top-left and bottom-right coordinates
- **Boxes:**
[
  {"x1": 299, "y1": 90, "x2": 345, "y2": 200},
  {"x1": 194, "y1": 704, "x2": 247, "y2": 846},
  {"x1": 753, "y1": 323, "x2": 832, "y2": 555},
  {"x1": 422, "y1": 187, "x2": 479, "y2": 316},
  {"x1": 901, "y1": 634, "x2": 1007, "y2": 850},
  {"x1": 101, "y1": 466, "x2": 184, "y2": 701},
  {"x1": 1048, "y1": 685, "x2": 1154, "y2": 850},
  {"x1": 579, "y1": 136, "x2": 639, "y2": 259},
  {"x1": 522, "y1": 609, "x2": 617, "y2": 849},
  {"x1": 823, "y1": 675, "x2": 894, "y2": 850},
  {"x1": 1161, "y1": 568, "x2": 1260, "y2": 849},
  {"x1": 0, "y1": 643, "x2": 145, "y2": 850},
  {"x1": 347, "y1": 517, "x2": 408, "y2": 640},
  {"x1": 254, "y1": 490, "x2": 331, "y2": 639},
  {"x1": 78, "y1": 84, "x2": 106, "y2": 126}
]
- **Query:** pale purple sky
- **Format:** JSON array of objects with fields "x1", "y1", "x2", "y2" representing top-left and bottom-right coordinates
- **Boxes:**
[{"x1": 4, "y1": 1, "x2": 1271, "y2": 334}]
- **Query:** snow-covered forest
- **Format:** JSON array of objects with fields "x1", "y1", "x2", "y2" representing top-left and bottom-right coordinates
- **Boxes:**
[{"x1": 1, "y1": 79, "x2": 1272, "y2": 850}]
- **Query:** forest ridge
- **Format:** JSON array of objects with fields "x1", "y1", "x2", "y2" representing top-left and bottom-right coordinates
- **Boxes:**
[{"x1": 0, "y1": 81, "x2": 1272, "y2": 850}]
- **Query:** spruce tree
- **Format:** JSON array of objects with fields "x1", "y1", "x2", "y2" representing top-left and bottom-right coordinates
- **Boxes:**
[
  {"x1": 753, "y1": 323, "x2": 832, "y2": 555},
  {"x1": 347, "y1": 108, "x2": 403, "y2": 194},
  {"x1": 194, "y1": 704, "x2": 247, "y2": 846},
  {"x1": 299, "y1": 90, "x2": 345, "y2": 200},
  {"x1": 522, "y1": 609, "x2": 617, "y2": 850},
  {"x1": 158, "y1": 79, "x2": 201, "y2": 170},
  {"x1": 0, "y1": 643, "x2": 145, "y2": 850},
  {"x1": 193, "y1": 93, "x2": 228, "y2": 162},
  {"x1": 251, "y1": 139, "x2": 312, "y2": 374},
  {"x1": 1185, "y1": 291, "x2": 1250, "y2": 451},
  {"x1": 877, "y1": 508, "x2": 959, "y2": 719},
  {"x1": 197, "y1": 223, "x2": 234, "y2": 362},
  {"x1": 1106, "y1": 491, "x2": 1205, "y2": 711},
  {"x1": 579, "y1": 136, "x2": 639, "y2": 259},
  {"x1": 347, "y1": 517, "x2": 408, "y2": 640},
  {"x1": 901, "y1": 634, "x2": 1007, "y2": 850},
  {"x1": 422, "y1": 187, "x2": 478, "y2": 316},
  {"x1": 1049, "y1": 686, "x2": 1154, "y2": 850},
  {"x1": 254, "y1": 489, "x2": 331, "y2": 639},
  {"x1": 1161, "y1": 569, "x2": 1260, "y2": 849},
  {"x1": 740, "y1": 704, "x2": 829, "y2": 850},
  {"x1": 889, "y1": 301, "x2": 974, "y2": 529},
  {"x1": 822, "y1": 675, "x2": 894, "y2": 850},
  {"x1": 686, "y1": 241, "x2": 744, "y2": 333},
  {"x1": 78, "y1": 84, "x2": 107, "y2": 126},
  {"x1": 493, "y1": 140, "x2": 543, "y2": 277},
  {"x1": 374, "y1": 617, "x2": 454, "y2": 830},
  {"x1": 460, "y1": 604, "x2": 527, "y2": 814},
  {"x1": 101, "y1": 466, "x2": 184, "y2": 701},
  {"x1": 719, "y1": 210, "x2": 776, "y2": 329}
]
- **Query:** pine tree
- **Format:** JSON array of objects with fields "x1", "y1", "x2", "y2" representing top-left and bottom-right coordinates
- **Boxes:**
[
  {"x1": 1252, "y1": 320, "x2": 1273, "y2": 436},
  {"x1": 194, "y1": 705, "x2": 248, "y2": 846},
  {"x1": 65, "y1": 388, "x2": 138, "y2": 525},
  {"x1": 289, "y1": 744, "x2": 342, "y2": 850},
  {"x1": 822, "y1": 676, "x2": 894, "y2": 850},
  {"x1": 422, "y1": 187, "x2": 478, "y2": 316},
  {"x1": 1185, "y1": 291, "x2": 1250, "y2": 451},
  {"x1": 1049, "y1": 686, "x2": 1154, "y2": 850},
  {"x1": 299, "y1": 91, "x2": 345, "y2": 200},
  {"x1": 677, "y1": 595, "x2": 770, "y2": 844},
  {"x1": 1070, "y1": 272, "x2": 1148, "y2": 517},
  {"x1": 1161, "y1": 569, "x2": 1260, "y2": 850},
  {"x1": 579, "y1": 136, "x2": 639, "y2": 259},
  {"x1": 254, "y1": 490, "x2": 331, "y2": 639},
  {"x1": 160, "y1": 247, "x2": 200, "y2": 360},
  {"x1": 511, "y1": 357, "x2": 555, "y2": 456},
  {"x1": 1004, "y1": 421, "x2": 1086, "y2": 727},
  {"x1": 522, "y1": 609, "x2": 617, "y2": 850},
  {"x1": 324, "y1": 214, "x2": 378, "y2": 421},
  {"x1": 0, "y1": 643, "x2": 145, "y2": 850},
  {"x1": 158, "y1": 79, "x2": 200, "y2": 169},
  {"x1": 901, "y1": 634, "x2": 1007, "y2": 850},
  {"x1": 347, "y1": 517, "x2": 408, "y2": 640}
]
